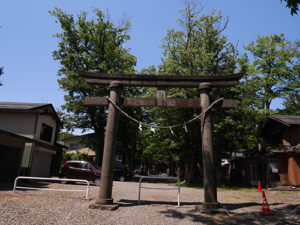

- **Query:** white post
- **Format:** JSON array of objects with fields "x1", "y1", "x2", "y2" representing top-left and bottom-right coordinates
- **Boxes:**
[
  {"x1": 138, "y1": 176, "x2": 142, "y2": 204},
  {"x1": 13, "y1": 176, "x2": 90, "y2": 199},
  {"x1": 177, "y1": 178, "x2": 180, "y2": 207}
]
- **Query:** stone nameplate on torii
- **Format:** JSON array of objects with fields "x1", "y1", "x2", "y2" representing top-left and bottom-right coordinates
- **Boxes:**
[{"x1": 80, "y1": 71, "x2": 243, "y2": 211}]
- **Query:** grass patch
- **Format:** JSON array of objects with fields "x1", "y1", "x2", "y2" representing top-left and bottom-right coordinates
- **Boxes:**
[
  {"x1": 231, "y1": 195, "x2": 242, "y2": 199},
  {"x1": 179, "y1": 182, "x2": 203, "y2": 188},
  {"x1": 280, "y1": 191, "x2": 296, "y2": 195},
  {"x1": 218, "y1": 185, "x2": 256, "y2": 192}
]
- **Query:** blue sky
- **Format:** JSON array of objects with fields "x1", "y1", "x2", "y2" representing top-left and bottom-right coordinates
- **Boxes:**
[{"x1": 0, "y1": 0, "x2": 299, "y2": 112}]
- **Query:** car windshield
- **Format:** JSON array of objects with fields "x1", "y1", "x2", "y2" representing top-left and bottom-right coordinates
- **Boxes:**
[{"x1": 90, "y1": 162, "x2": 101, "y2": 170}]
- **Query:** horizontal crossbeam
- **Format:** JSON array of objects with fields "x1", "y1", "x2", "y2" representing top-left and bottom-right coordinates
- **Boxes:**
[
  {"x1": 85, "y1": 97, "x2": 236, "y2": 109},
  {"x1": 79, "y1": 71, "x2": 243, "y2": 88}
]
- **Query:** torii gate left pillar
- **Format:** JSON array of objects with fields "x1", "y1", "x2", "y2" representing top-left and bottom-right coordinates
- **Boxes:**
[
  {"x1": 199, "y1": 83, "x2": 218, "y2": 209},
  {"x1": 97, "y1": 81, "x2": 122, "y2": 206}
]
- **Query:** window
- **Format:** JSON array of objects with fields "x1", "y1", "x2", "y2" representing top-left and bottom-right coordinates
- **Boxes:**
[
  {"x1": 83, "y1": 163, "x2": 91, "y2": 170},
  {"x1": 40, "y1": 123, "x2": 53, "y2": 142},
  {"x1": 269, "y1": 161, "x2": 279, "y2": 173},
  {"x1": 68, "y1": 162, "x2": 80, "y2": 168},
  {"x1": 70, "y1": 143, "x2": 79, "y2": 150}
]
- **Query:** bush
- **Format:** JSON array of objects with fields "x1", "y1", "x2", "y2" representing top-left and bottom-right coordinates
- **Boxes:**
[{"x1": 61, "y1": 150, "x2": 94, "y2": 165}]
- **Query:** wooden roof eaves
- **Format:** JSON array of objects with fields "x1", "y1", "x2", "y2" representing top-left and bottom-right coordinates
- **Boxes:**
[
  {"x1": 0, "y1": 129, "x2": 34, "y2": 143},
  {"x1": 29, "y1": 103, "x2": 53, "y2": 111},
  {"x1": 269, "y1": 115, "x2": 291, "y2": 127},
  {"x1": 0, "y1": 129, "x2": 61, "y2": 151},
  {"x1": 259, "y1": 116, "x2": 291, "y2": 137}
]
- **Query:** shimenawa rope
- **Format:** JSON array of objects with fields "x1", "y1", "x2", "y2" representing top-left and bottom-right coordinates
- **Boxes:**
[{"x1": 105, "y1": 96, "x2": 224, "y2": 132}]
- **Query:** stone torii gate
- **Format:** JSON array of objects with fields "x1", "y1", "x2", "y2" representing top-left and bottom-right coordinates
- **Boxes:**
[{"x1": 80, "y1": 71, "x2": 243, "y2": 210}]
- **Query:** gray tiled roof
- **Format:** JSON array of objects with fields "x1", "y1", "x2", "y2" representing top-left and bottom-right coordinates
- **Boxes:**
[
  {"x1": 0, "y1": 102, "x2": 50, "y2": 110},
  {"x1": 269, "y1": 115, "x2": 300, "y2": 125},
  {"x1": 0, "y1": 102, "x2": 62, "y2": 127}
]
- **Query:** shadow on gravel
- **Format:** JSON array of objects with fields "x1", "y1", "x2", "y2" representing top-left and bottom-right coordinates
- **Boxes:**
[
  {"x1": 0, "y1": 179, "x2": 91, "y2": 191},
  {"x1": 160, "y1": 208, "x2": 225, "y2": 224},
  {"x1": 0, "y1": 182, "x2": 14, "y2": 191},
  {"x1": 118, "y1": 199, "x2": 197, "y2": 207},
  {"x1": 126, "y1": 176, "x2": 178, "y2": 183},
  {"x1": 10, "y1": 192, "x2": 89, "y2": 200},
  {"x1": 118, "y1": 200, "x2": 281, "y2": 210},
  {"x1": 221, "y1": 202, "x2": 279, "y2": 210},
  {"x1": 159, "y1": 204, "x2": 300, "y2": 225},
  {"x1": 13, "y1": 181, "x2": 50, "y2": 191},
  {"x1": 0, "y1": 181, "x2": 51, "y2": 191}
]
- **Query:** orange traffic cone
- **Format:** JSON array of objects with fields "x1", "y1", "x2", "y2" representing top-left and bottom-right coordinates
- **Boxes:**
[
  {"x1": 261, "y1": 191, "x2": 271, "y2": 214},
  {"x1": 257, "y1": 180, "x2": 262, "y2": 192}
]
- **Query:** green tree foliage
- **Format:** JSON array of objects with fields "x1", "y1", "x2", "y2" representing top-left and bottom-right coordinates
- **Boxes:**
[
  {"x1": 116, "y1": 105, "x2": 144, "y2": 172},
  {"x1": 57, "y1": 131, "x2": 75, "y2": 142},
  {"x1": 160, "y1": 8, "x2": 236, "y2": 76},
  {"x1": 50, "y1": 8, "x2": 136, "y2": 165},
  {"x1": 281, "y1": 41, "x2": 300, "y2": 114},
  {"x1": 281, "y1": 0, "x2": 300, "y2": 15},
  {"x1": 61, "y1": 151, "x2": 94, "y2": 165},
  {"x1": 243, "y1": 34, "x2": 299, "y2": 110}
]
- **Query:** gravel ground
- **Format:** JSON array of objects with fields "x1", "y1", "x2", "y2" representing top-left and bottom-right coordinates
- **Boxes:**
[{"x1": 1, "y1": 180, "x2": 300, "y2": 225}]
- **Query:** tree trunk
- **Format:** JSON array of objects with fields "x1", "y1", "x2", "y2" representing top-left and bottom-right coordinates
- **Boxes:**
[
  {"x1": 197, "y1": 162, "x2": 202, "y2": 181},
  {"x1": 184, "y1": 163, "x2": 191, "y2": 184},
  {"x1": 266, "y1": 101, "x2": 271, "y2": 110},
  {"x1": 95, "y1": 128, "x2": 104, "y2": 166},
  {"x1": 176, "y1": 162, "x2": 181, "y2": 179}
]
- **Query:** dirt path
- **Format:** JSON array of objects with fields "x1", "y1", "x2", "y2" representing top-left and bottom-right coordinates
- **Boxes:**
[{"x1": 1, "y1": 181, "x2": 300, "y2": 224}]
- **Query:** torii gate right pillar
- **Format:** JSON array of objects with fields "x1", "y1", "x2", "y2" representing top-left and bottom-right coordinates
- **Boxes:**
[{"x1": 199, "y1": 83, "x2": 219, "y2": 209}]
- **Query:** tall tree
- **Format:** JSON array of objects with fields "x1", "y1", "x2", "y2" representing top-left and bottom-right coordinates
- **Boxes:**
[
  {"x1": 281, "y1": 0, "x2": 300, "y2": 15},
  {"x1": 281, "y1": 41, "x2": 300, "y2": 114},
  {"x1": 0, "y1": 67, "x2": 3, "y2": 86},
  {"x1": 50, "y1": 8, "x2": 136, "y2": 165},
  {"x1": 136, "y1": 2, "x2": 239, "y2": 183},
  {"x1": 243, "y1": 34, "x2": 299, "y2": 110}
]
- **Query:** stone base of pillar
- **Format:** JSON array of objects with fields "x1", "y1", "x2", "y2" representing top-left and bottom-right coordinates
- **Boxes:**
[
  {"x1": 89, "y1": 202, "x2": 119, "y2": 211},
  {"x1": 201, "y1": 202, "x2": 220, "y2": 209},
  {"x1": 195, "y1": 202, "x2": 229, "y2": 214},
  {"x1": 96, "y1": 198, "x2": 114, "y2": 205}
]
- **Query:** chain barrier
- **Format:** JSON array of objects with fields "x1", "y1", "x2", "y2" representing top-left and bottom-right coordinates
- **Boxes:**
[{"x1": 105, "y1": 96, "x2": 224, "y2": 133}]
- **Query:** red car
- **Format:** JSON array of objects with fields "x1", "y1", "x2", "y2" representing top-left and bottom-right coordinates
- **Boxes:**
[{"x1": 60, "y1": 160, "x2": 101, "y2": 186}]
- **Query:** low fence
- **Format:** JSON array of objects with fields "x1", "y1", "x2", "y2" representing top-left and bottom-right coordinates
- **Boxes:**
[
  {"x1": 13, "y1": 176, "x2": 90, "y2": 199},
  {"x1": 138, "y1": 176, "x2": 181, "y2": 207}
]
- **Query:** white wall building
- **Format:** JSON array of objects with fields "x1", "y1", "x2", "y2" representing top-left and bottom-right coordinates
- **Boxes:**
[{"x1": 0, "y1": 102, "x2": 64, "y2": 182}]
